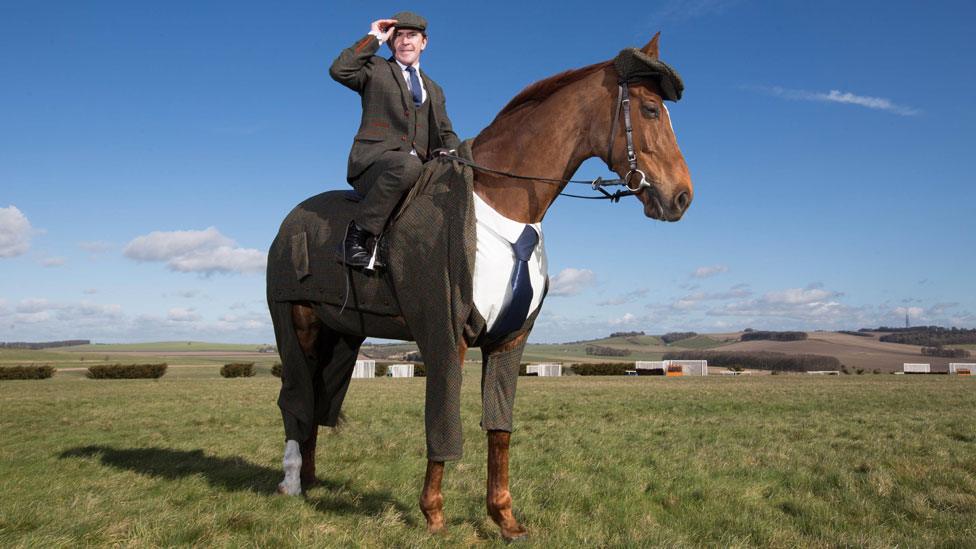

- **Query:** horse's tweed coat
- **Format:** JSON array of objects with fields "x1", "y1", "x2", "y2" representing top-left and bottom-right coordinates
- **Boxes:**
[{"x1": 267, "y1": 141, "x2": 542, "y2": 460}]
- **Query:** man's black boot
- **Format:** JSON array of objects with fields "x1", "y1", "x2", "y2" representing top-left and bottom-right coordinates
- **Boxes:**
[{"x1": 338, "y1": 221, "x2": 373, "y2": 267}]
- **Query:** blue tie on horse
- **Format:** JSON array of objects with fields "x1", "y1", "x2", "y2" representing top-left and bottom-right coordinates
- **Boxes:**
[
  {"x1": 405, "y1": 65, "x2": 423, "y2": 107},
  {"x1": 489, "y1": 225, "x2": 539, "y2": 338}
]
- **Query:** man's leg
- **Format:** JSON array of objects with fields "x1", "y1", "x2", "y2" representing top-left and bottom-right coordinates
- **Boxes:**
[{"x1": 343, "y1": 151, "x2": 423, "y2": 266}]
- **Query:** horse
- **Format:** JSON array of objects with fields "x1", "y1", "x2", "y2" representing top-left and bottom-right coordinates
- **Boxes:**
[{"x1": 267, "y1": 33, "x2": 692, "y2": 541}]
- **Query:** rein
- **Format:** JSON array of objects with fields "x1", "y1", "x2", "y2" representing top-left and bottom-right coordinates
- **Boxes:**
[{"x1": 442, "y1": 81, "x2": 652, "y2": 203}]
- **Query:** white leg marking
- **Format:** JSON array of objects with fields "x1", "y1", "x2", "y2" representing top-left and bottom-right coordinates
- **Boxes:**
[{"x1": 278, "y1": 439, "x2": 302, "y2": 496}]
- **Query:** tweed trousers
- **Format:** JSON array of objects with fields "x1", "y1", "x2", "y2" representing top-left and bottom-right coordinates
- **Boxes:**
[{"x1": 351, "y1": 150, "x2": 423, "y2": 235}]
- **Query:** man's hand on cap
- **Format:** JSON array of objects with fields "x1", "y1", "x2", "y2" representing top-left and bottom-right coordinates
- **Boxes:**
[{"x1": 370, "y1": 19, "x2": 398, "y2": 42}]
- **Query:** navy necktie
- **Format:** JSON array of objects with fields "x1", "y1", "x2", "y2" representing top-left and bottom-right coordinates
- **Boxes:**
[
  {"x1": 489, "y1": 225, "x2": 539, "y2": 338},
  {"x1": 405, "y1": 65, "x2": 422, "y2": 107}
]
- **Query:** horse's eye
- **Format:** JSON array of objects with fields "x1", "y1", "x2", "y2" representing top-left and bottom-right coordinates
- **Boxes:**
[{"x1": 641, "y1": 103, "x2": 660, "y2": 119}]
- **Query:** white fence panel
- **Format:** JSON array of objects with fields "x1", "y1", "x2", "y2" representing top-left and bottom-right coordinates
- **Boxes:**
[
  {"x1": 950, "y1": 363, "x2": 975, "y2": 374},
  {"x1": 903, "y1": 363, "x2": 931, "y2": 374},
  {"x1": 388, "y1": 364, "x2": 415, "y2": 378},
  {"x1": 526, "y1": 363, "x2": 562, "y2": 377},
  {"x1": 352, "y1": 359, "x2": 376, "y2": 379}
]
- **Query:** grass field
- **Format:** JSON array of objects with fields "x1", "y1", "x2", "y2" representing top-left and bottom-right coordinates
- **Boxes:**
[{"x1": 2, "y1": 369, "x2": 974, "y2": 547}]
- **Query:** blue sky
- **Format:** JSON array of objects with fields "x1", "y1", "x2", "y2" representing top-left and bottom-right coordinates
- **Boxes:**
[{"x1": 2, "y1": 0, "x2": 974, "y2": 343}]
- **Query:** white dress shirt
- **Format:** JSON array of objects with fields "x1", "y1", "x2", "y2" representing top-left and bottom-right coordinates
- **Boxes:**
[{"x1": 472, "y1": 193, "x2": 548, "y2": 333}]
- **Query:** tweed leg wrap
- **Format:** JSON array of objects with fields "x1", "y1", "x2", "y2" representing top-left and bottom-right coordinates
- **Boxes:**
[{"x1": 480, "y1": 339, "x2": 526, "y2": 432}]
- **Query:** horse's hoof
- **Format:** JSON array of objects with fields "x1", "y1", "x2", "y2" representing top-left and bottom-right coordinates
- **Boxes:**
[
  {"x1": 500, "y1": 525, "x2": 528, "y2": 543},
  {"x1": 276, "y1": 481, "x2": 301, "y2": 496}
]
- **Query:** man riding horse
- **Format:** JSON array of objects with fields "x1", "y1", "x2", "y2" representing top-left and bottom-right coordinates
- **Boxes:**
[{"x1": 330, "y1": 12, "x2": 460, "y2": 268}]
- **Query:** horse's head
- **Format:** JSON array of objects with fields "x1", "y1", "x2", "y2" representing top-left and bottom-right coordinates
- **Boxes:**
[{"x1": 607, "y1": 33, "x2": 693, "y2": 222}]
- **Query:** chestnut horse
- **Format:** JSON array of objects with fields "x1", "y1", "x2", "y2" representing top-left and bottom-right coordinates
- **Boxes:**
[{"x1": 272, "y1": 33, "x2": 692, "y2": 541}]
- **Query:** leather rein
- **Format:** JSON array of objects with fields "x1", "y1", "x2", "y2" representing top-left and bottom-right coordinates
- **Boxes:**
[{"x1": 441, "y1": 81, "x2": 653, "y2": 203}]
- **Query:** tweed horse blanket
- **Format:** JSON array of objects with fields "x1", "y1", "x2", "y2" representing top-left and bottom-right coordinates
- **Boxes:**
[{"x1": 268, "y1": 140, "x2": 538, "y2": 460}]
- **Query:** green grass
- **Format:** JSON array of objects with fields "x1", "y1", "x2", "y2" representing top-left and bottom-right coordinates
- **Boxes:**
[
  {"x1": 1, "y1": 348, "x2": 280, "y2": 370},
  {"x1": 667, "y1": 335, "x2": 725, "y2": 350},
  {"x1": 1, "y1": 372, "x2": 974, "y2": 546}
]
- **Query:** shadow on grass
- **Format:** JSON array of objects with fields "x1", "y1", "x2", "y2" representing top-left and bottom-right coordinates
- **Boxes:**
[{"x1": 59, "y1": 445, "x2": 414, "y2": 522}]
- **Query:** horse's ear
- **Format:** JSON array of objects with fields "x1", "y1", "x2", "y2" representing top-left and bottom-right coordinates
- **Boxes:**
[{"x1": 641, "y1": 32, "x2": 661, "y2": 59}]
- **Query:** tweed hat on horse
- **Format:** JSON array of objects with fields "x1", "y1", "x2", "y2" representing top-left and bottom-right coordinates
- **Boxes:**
[
  {"x1": 392, "y1": 11, "x2": 427, "y2": 33},
  {"x1": 613, "y1": 48, "x2": 684, "y2": 102}
]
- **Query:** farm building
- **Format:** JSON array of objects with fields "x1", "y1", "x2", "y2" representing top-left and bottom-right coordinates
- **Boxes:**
[
  {"x1": 352, "y1": 359, "x2": 375, "y2": 379},
  {"x1": 903, "y1": 363, "x2": 931, "y2": 374},
  {"x1": 635, "y1": 360, "x2": 708, "y2": 376},
  {"x1": 387, "y1": 364, "x2": 415, "y2": 378},
  {"x1": 525, "y1": 363, "x2": 562, "y2": 377},
  {"x1": 950, "y1": 363, "x2": 975, "y2": 375}
]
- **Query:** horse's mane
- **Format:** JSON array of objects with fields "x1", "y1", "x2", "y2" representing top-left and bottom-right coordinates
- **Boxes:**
[{"x1": 493, "y1": 60, "x2": 613, "y2": 120}]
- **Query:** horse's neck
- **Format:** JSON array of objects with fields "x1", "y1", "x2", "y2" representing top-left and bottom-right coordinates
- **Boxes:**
[{"x1": 471, "y1": 71, "x2": 612, "y2": 224}]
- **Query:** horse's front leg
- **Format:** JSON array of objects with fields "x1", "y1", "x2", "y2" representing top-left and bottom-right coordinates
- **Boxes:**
[
  {"x1": 418, "y1": 338, "x2": 468, "y2": 533},
  {"x1": 419, "y1": 460, "x2": 446, "y2": 533},
  {"x1": 488, "y1": 430, "x2": 527, "y2": 541},
  {"x1": 482, "y1": 331, "x2": 529, "y2": 541}
]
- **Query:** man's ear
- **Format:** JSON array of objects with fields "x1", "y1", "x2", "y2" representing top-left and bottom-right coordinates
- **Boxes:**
[{"x1": 420, "y1": 36, "x2": 428, "y2": 52}]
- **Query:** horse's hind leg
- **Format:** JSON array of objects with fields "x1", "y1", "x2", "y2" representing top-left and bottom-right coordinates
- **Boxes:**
[
  {"x1": 277, "y1": 302, "x2": 324, "y2": 495},
  {"x1": 278, "y1": 302, "x2": 365, "y2": 495}
]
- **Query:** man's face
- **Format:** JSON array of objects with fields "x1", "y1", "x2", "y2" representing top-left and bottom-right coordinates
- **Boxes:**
[{"x1": 392, "y1": 29, "x2": 427, "y2": 66}]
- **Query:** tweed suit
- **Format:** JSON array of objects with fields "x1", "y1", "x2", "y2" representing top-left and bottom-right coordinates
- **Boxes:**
[{"x1": 329, "y1": 34, "x2": 460, "y2": 234}]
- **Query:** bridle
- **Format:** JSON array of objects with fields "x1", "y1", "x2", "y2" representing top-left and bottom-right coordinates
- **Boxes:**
[
  {"x1": 441, "y1": 76, "x2": 656, "y2": 203},
  {"x1": 605, "y1": 81, "x2": 652, "y2": 194}
]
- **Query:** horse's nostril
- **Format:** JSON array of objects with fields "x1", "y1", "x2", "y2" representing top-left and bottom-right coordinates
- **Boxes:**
[{"x1": 675, "y1": 191, "x2": 690, "y2": 212}]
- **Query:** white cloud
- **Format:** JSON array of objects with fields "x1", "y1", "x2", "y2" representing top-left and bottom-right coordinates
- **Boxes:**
[
  {"x1": 751, "y1": 86, "x2": 920, "y2": 116},
  {"x1": 123, "y1": 227, "x2": 265, "y2": 275},
  {"x1": 40, "y1": 256, "x2": 66, "y2": 268},
  {"x1": 167, "y1": 308, "x2": 201, "y2": 322},
  {"x1": 549, "y1": 268, "x2": 596, "y2": 297},
  {"x1": 0, "y1": 205, "x2": 33, "y2": 258},
  {"x1": 693, "y1": 265, "x2": 728, "y2": 279},
  {"x1": 609, "y1": 312, "x2": 639, "y2": 326},
  {"x1": 83, "y1": 288, "x2": 98, "y2": 295},
  {"x1": 0, "y1": 298, "x2": 272, "y2": 343}
]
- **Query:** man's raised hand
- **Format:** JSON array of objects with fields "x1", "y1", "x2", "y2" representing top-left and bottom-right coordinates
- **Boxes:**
[{"x1": 370, "y1": 19, "x2": 398, "y2": 41}]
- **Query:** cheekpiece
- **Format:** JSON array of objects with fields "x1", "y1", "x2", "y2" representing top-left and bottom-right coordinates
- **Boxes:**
[
  {"x1": 391, "y1": 11, "x2": 427, "y2": 33},
  {"x1": 613, "y1": 48, "x2": 684, "y2": 102}
]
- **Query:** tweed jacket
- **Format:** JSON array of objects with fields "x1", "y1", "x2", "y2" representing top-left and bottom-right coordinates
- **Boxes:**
[{"x1": 329, "y1": 34, "x2": 461, "y2": 182}]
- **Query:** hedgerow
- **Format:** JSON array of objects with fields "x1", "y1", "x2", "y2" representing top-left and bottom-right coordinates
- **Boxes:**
[
  {"x1": 663, "y1": 351, "x2": 839, "y2": 372},
  {"x1": 0, "y1": 365, "x2": 56, "y2": 380},
  {"x1": 921, "y1": 347, "x2": 969, "y2": 358},
  {"x1": 878, "y1": 327, "x2": 976, "y2": 346},
  {"x1": 271, "y1": 362, "x2": 282, "y2": 377},
  {"x1": 661, "y1": 332, "x2": 697, "y2": 344},
  {"x1": 220, "y1": 363, "x2": 255, "y2": 378},
  {"x1": 740, "y1": 331, "x2": 808, "y2": 342},
  {"x1": 571, "y1": 363, "x2": 633, "y2": 376},
  {"x1": 87, "y1": 363, "x2": 167, "y2": 379}
]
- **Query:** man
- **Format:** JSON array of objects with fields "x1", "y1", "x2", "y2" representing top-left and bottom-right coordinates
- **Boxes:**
[{"x1": 330, "y1": 12, "x2": 461, "y2": 268}]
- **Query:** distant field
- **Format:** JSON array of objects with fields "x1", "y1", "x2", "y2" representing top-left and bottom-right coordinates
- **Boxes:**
[
  {"x1": 0, "y1": 347, "x2": 280, "y2": 370},
  {"x1": 63, "y1": 341, "x2": 268, "y2": 352},
  {"x1": 1, "y1": 372, "x2": 973, "y2": 546}
]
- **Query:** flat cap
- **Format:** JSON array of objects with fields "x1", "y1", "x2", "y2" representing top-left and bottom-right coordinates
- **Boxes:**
[
  {"x1": 613, "y1": 48, "x2": 684, "y2": 102},
  {"x1": 392, "y1": 11, "x2": 427, "y2": 33}
]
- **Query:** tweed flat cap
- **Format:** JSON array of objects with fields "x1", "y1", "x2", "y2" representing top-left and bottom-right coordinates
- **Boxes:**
[
  {"x1": 613, "y1": 48, "x2": 684, "y2": 102},
  {"x1": 392, "y1": 11, "x2": 427, "y2": 33}
]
